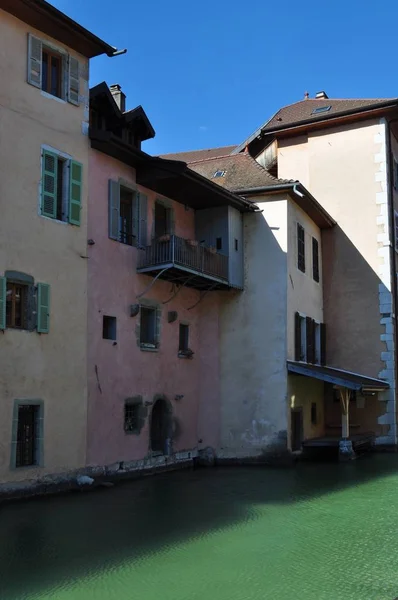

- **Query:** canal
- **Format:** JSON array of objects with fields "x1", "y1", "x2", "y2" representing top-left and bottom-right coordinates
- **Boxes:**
[{"x1": 1, "y1": 455, "x2": 398, "y2": 600}]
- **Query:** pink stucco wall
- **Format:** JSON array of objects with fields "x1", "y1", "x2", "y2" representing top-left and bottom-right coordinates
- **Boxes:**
[{"x1": 87, "y1": 150, "x2": 220, "y2": 466}]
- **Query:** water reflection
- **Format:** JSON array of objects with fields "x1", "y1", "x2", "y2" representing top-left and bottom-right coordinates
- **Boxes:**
[{"x1": 1, "y1": 456, "x2": 398, "y2": 600}]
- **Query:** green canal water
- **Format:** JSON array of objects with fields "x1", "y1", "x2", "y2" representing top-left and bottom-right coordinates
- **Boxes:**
[{"x1": 1, "y1": 455, "x2": 398, "y2": 600}]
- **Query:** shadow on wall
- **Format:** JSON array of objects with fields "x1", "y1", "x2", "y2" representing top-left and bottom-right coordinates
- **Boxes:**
[
  {"x1": 322, "y1": 224, "x2": 385, "y2": 377},
  {"x1": 1, "y1": 456, "x2": 398, "y2": 599}
]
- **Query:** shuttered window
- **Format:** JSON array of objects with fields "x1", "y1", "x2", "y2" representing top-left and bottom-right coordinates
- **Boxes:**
[
  {"x1": 0, "y1": 276, "x2": 48, "y2": 334},
  {"x1": 312, "y1": 237, "x2": 320, "y2": 282},
  {"x1": 27, "y1": 34, "x2": 80, "y2": 105},
  {"x1": 294, "y1": 312, "x2": 307, "y2": 362},
  {"x1": 297, "y1": 223, "x2": 305, "y2": 272},
  {"x1": 108, "y1": 182, "x2": 146, "y2": 247},
  {"x1": 41, "y1": 149, "x2": 82, "y2": 226}
]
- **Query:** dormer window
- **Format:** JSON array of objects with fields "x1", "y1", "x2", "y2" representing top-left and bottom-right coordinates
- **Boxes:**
[{"x1": 213, "y1": 170, "x2": 226, "y2": 178}]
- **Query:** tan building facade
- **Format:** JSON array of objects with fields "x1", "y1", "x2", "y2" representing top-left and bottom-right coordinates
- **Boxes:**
[{"x1": 0, "y1": 1, "x2": 115, "y2": 486}]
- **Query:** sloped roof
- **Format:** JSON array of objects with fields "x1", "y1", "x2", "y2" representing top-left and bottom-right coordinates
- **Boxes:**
[
  {"x1": 188, "y1": 152, "x2": 294, "y2": 192},
  {"x1": 160, "y1": 145, "x2": 236, "y2": 163},
  {"x1": 234, "y1": 97, "x2": 398, "y2": 153}
]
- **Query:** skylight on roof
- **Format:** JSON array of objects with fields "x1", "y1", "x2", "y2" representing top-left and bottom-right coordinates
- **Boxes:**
[
  {"x1": 311, "y1": 105, "x2": 332, "y2": 115},
  {"x1": 213, "y1": 170, "x2": 226, "y2": 178}
]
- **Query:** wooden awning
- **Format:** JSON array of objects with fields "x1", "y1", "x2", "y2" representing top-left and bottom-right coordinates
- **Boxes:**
[{"x1": 287, "y1": 361, "x2": 389, "y2": 392}]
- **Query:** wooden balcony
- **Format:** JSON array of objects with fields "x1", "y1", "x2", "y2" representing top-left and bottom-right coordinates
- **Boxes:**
[{"x1": 137, "y1": 235, "x2": 229, "y2": 290}]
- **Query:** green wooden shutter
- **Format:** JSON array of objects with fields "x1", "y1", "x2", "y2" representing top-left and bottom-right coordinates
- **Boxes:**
[
  {"x1": 0, "y1": 276, "x2": 6, "y2": 330},
  {"x1": 109, "y1": 180, "x2": 120, "y2": 240},
  {"x1": 294, "y1": 312, "x2": 301, "y2": 361},
  {"x1": 41, "y1": 150, "x2": 58, "y2": 218},
  {"x1": 68, "y1": 56, "x2": 79, "y2": 106},
  {"x1": 37, "y1": 283, "x2": 50, "y2": 334},
  {"x1": 69, "y1": 160, "x2": 82, "y2": 226},
  {"x1": 27, "y1": 34, "x2": 42, "y2": 89},
  {"x1": 138, "y1": 193, "x2": 148, "y2": 247}
]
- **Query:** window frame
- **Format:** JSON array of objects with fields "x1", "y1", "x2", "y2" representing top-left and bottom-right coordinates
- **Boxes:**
[
  {"x1": 42, "y1": 45, "x2": 64, "y2": 99},
  {"x1": 40, "y1": 146, "x2": 81, "y2": 226},
  {"x1": 178, "y1": 322, "x2": 193, "y2": 358},
  {"x1": 119, "y1": 185, "x2": 135, "y2": 246},
  {"x1": 11, "y1": 399, "x2": 44, "y2": 470},
  {"x1": 297, "y1": 223, "x2": 305, "y2": 273},
  {"x1": 140, "y1": 306, "x2": 158, "y2": 349},
  {"x1": 6, "y1": 281, "x2": 28, "y2": 330},
  {"x1": 102, "y1": 315, "x2": 117, "y2": 341},
  {"x1": 124, "y1": 402, "x2": 140, "y2": 434},
  {"x1": 311, "y1": 402, "x2": 318, "y2": 425}
]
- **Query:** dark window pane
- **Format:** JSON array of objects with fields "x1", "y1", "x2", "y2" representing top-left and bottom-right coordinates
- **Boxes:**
[
  {"x1": 179, "y1": 324, "x2": 189, "y2": 352},
  {"x1": 6, "y1": 283, "x2": 27, "y2": 329},
  {"x1": 312, "y1": 237, "x2": 319, "y2": 282},
  {"x1": 103, "y1": 316, "x2": 117, "y2": 340},
  {"x1": 56, "y1": 158, "x2": 64, "y2": 221},
  {"x1": 297, "y1": 224, "x2": 305, "y2": 272},
  {"x1": 124, "y1": 403, "x2": 140, "y2": 432},
  {"x1": 16, "y1": 405, "x2": 39, "y2": 467},
  {"x1": 140, "y1": 307, "x2": 156, "y2": 344},
  {"x1": 154, "y1": 203, "x2": 169, "y2": 238},
  {"x1": 51, "y1": 55, "x2": 61, "y2": 97},
  {"x1": 216, "y1": 238, "x2": 222, "y2": 250},
  {"x1": 42, "y1": 51, "x2": 48, "y2": 92},
  {"x1": 120, "y1": 187, "x2": 134, "y2": 245}
]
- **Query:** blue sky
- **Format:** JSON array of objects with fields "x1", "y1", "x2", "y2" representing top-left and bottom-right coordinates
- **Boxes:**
[{"x1": 52, "y1": 0, "x2": 397, "y2": 155}]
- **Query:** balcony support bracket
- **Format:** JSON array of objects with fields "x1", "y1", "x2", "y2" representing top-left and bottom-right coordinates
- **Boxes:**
[
  {"x1": 136, "y1": 267, "x2": 171, "y2": 300},
  {"x1": 162, "y1": 275, "x2": 197, "y2": 304},
  {"x1": 187, "y1": 281, "x2": 219, "y2": 310}
]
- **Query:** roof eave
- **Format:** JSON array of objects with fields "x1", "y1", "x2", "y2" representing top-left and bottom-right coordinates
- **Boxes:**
[{"x1": 0, "y1": 0, "x2": 119, "y2": 58}]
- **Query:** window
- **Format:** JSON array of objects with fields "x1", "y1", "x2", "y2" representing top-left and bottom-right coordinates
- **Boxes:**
[
  {"x1": 179, "y1": 324, "x2": 189, "y2": 353},
  {"x1": 311, "y1": 106, "x2": 331, "y2": 114},
  {"x1": 395, "y1": 212, "x2": 398, "y2": 252},
  {"x1": 120, "y1": 187, "x2": 135, "y2": 245},
  {"x1": 213, "y1": 170, "x2": 226, "y2": 178},
  {"x1": 297, "y1": 224, "x2": 305, "y2": 272},
  {"x1": 140, "y1": 306, "x2": 157, "y2": 347},
  {"x1": 314, "y1": 321, "x2": 321, "y2": 365},
  {"x1": 16, "y1": 405, "x2": 40, "y2": 467},
  {"x1": 312, "y1": 237, "x2": 320, "y2": 282},
  {"x1": 311, "y1": 403, "x2": 317, "y2": 425},
  {"x1": 6, "y1": 282, "x2": 27, "y2": 329},
  {"x1": 124, "y1": 402, "x2": 140, "y2": 433},
  {"x1": 109, "y1": 182, "x2": 147, "y2": 247},
  {"x1": 0, "y1": 276, "x2": 50, "y2": 333},
  {"x1": 295, "y1": 312, "x2": 307, "y2": 361},
  {"x1": 216, "y1": 237, "x2": 222, "y2": 250},
  {"x1": 154, "y1": 202, "x2": 173, "y2": 238},
  {"x1": 235, "y1": 238, "x2": 239, "y2": 251},
  {"x1": 28, "y1": 34, "x2": 79, "y2": 105},
  {"x1": 41, "y1": 149, "x2": 82, "y2": 225},
  {"x1": 103, "y1": 316, "x2": 116, "y2": 340}
]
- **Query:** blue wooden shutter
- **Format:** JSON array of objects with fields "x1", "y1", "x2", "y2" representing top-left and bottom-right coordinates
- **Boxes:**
[
  {"x1": 37, "y1": 283, "x2": 50, "y2": 334},
  {"x1": 68, "y1": 56, "x2": 79, "y2": 106},
  {"x1": 69, "y1": 160, "x2": 82, "y2": 226},
  {"x1": 41, "y1": 150, "x2": 58, "y2": 218},
  {"x1": 109, "y1": 180, "x2": 120, "y2": 240},
  {"x1": 138, "y1": 192, "x2": 148, "y2": 247},
  {"x1": 27, "y1": 34, "x2": 42, "y2": 89},
  {"x1": 0, "y1": 276, "x2": 6, "y2": 330}
]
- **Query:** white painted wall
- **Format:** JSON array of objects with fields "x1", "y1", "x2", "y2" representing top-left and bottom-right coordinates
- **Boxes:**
[{"x1": 218, "y1": 197, "x2": 289, "y2": 458}]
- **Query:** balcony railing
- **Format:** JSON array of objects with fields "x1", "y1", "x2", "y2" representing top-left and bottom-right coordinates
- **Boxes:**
[{"x1": 137, "y1": 235, "x2": 228, "y2": 282}]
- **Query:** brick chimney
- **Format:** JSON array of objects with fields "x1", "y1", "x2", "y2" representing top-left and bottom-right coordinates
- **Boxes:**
[
  {"x1": 315, "y1": 91, "x2": 329, "y2": 100},
  {"x1": 110, "y1": 84, "x2": 126, "y2": 113}
]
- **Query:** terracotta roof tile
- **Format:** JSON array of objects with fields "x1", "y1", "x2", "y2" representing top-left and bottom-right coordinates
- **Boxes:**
[
  {"x1": 188, "y1": 152, "x2": 294, "y2": 192},
  {"x1": 160, "y1": 145, "x2": 236, "y2": 163}
]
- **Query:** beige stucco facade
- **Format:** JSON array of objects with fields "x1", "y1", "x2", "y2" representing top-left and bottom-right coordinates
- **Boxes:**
[
  {"x1": 276, "y1": 118, "x2": 396, "y2": 444},
  {"x1": 0, "y1": 9, "x2": 90, "y2": 483}
]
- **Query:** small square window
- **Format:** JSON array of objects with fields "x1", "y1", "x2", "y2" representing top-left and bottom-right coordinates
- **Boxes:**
[
  {"x1": 124, "y1": 403, "x2": 140, "y2": 433},
  {"x1": 103, "y1": 316, "x2": 116, "y2": 340},
  {"x1": 140, "y1": 306, "x2": 157, "y2": 347},
  {"x1": 6, "y1": 282, "x2": 28, "y2": 329}
]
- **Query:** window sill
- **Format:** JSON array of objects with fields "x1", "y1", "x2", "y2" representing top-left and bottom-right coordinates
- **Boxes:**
[
  {"x1": 40, "y1": 214, "x2": 69, "y2": 226},
  {"x1": 140, "y1": 344, "x2": 159, "y2": 352},
  {"x1": 178, "y1": 352, "x2": 194, "y2": 359},
  {"x1": 41, "y1": 90, "x2": 67, "y2": 104},
  {"x1": 124, "y1": 429, "x2": 140, "y2": 436}
]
